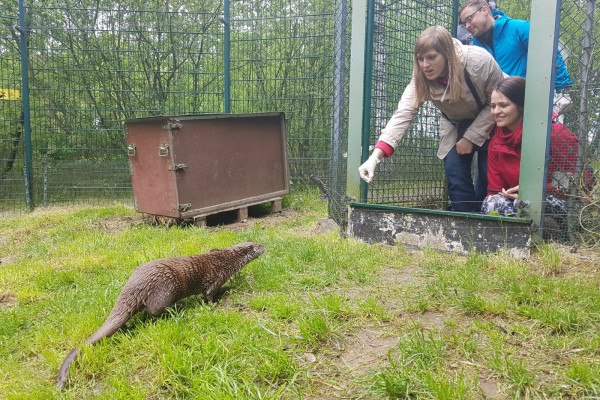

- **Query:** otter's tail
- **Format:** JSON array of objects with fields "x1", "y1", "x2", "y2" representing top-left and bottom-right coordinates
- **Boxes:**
[
  {"x1": 58, "y1": 348, "x2": 79, "y2": 389},
  {"x1": 84, "y1": 307, "x2": 135, "y2": 345},
  {"x1": 57, "y1": 304, "x2": 137, "y2": 389}
]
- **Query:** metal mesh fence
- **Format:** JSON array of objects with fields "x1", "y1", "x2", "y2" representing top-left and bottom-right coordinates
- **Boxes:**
[
  {"x1": 23, "y1": 2, "x2": 225, "y2": 210},
  {"x1": 228, "y1": 0, "x2": 337, "y2": 182},
  {"x1": 0, "y1": 1, "x2": 227, "y2": 211},
  {"x1": 366, "y1": 1, "x2": 456, "y2": 209},
  {"x1": 489, "y1": 0, "x2": 600, "y2": 242},
  {"x1": 0, "y1": 11, "x2": 26, "y2": 213},
  {"x1": 0, "y1": 0, "x2": 343, "y2": 214},
  {"x1": 551, "y1": 0, "x2": 599, "y2": 242}
]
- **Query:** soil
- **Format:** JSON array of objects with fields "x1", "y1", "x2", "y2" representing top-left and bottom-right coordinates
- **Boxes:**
[{"x1": 0, "y1": 292, "x2": 18, "y2": 309}]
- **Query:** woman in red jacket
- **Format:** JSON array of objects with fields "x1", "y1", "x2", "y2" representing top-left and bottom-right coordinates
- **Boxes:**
[
  {"x1": 481, "y1": 76, "x2": 523, "y2": 215},
  {"x1": 481, "y1": 76, "x2": 593, "y2": 216}
]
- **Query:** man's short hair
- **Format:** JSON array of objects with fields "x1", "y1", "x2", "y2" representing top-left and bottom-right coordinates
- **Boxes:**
[{"x1": 459, "y1": 0, "x2": 491, "y2": 15}]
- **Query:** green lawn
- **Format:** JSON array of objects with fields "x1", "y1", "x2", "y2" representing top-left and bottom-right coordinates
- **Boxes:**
[{"x1": 1, "y1": 188, "x2": 599, "y2": 399}]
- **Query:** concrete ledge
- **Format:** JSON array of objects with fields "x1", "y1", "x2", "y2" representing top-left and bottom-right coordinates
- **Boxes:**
[{"x1": 347, "y1": 203, "x2": 533, "y2": 258}]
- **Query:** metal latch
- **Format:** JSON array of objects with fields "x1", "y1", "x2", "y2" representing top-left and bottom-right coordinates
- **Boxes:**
[
  {"x1": 127, "y1": 144, "x2": 136, "y2": 156},
  {"x1": 159, "y1": 144, "x2": 170, "y2": 157},
  {"x1": 169, "y1": 164, "x2": 187, "y2": 171},
  {"x1": 164, "y1": 119, "x2": 183, "y2": 130}
]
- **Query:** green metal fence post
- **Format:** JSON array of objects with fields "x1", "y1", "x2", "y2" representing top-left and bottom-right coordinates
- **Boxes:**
[
  {"x1": 223, "y1": 0, "x2": 231, "y2": 114},
  {"x1": 346, "y1": 0, "x2": 374, "y2": 203},
  {"x1": 329, "y1": 0, "x2": 348, "y2": 224},
  {"x1": 452, "y1": 0, "x2": 459, "y2": 37},
  {"x1": 18, "y1": 0, "x2": 34, "y2": 211},
  {"x1": 519, "y1": 0, "x2": 562, "y2": 241}
]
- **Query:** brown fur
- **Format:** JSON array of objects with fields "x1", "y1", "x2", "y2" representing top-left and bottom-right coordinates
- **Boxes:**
[{"x1": 57, "y1": 242, "x2": 265, "y2": 389}]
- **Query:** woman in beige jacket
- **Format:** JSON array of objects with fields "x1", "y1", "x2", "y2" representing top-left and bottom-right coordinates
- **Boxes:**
[{"x1": 358, "y1": 25, "x2": 505, "y2": 212}]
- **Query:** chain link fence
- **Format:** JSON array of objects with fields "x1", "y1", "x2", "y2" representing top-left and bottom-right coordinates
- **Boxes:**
[
  {"x1": 0, "y1": 10, "x2": 25, "y2": 213},
  {"x1": 552, "y1": 0, "x2": 598, "y2": 242},
  {"x1": 364, "y1": 1, "x2": 456, "y2": 210}
]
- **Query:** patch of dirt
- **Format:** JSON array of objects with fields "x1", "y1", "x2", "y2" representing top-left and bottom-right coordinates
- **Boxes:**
[
  {"x1": 0, "y1": 292, "x2": 18, "y2": 309},
  {"x1": 327, "y1": 264, "x2": 424, "y2": 309},
  {"x1": 338, "y1": 328, "x2": 397, "y2": 375},
  {"x1": 479, "y1": 373, "x2": 503, "y2": 399},
  {"x1": 309, "y1": 218, "x2": 340, "y2": 235},
  {"x1": 0, "y1": 236, "x2": 16, "y2": 265},
  {"x1": 404, "y1": 310, "x2": 448, "y2": 330},
  {"x1": 375, "y1": 264, "x2": 424, "y2": 311},
  {"x1": 94, "y1": 214, "x2": 146, "y2": 233},
  {"x1": 0, "y1": 255, "x2": 18, "y2": 266},
  {"x1": 381, "y1": 264, "x2": 424, "y2": 286},
  {"x1": 305, "y1": 327, "x2": 397, "y2": 399}
]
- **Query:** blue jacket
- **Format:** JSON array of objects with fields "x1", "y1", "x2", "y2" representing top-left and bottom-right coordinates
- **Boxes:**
[{"x1": 471, "y1": 10, "x2": 572, "y2": 92}]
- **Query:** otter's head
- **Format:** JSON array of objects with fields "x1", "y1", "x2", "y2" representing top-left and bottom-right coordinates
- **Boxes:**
[{"x1": 230, "y1": 242, "x2": 266, "y2": 264}]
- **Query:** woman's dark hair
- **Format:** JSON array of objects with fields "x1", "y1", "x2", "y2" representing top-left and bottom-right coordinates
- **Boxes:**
[{"x1": 493, "y1": 76, "x2": 526, "y2": 109}]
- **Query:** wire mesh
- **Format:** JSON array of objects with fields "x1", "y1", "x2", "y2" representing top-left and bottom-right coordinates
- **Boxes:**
[
  {"x1": 554, "y1": 0, "x2": 599, "y2": 243},
  {"x1": 1, "y1": 0, "x2": 343, "y2": 213},
  {"x1": 26, "y1": 3, "x2": 225, "y2": 208},
  {"x1": 496, "y1": 0, "x2": 599, "y2": 243},
  {"x1": 358, "y1": 0, "x2": 599, "y2": 244},
  {"x1": 229, "y1": 0, "x2": 337, "y2": 183},
  {"x1": 0, "y1": 13, "x2": 26, "y2": 213},
  {"x1": 366, "y1": 0, "x2": 456, "y2": 209}
]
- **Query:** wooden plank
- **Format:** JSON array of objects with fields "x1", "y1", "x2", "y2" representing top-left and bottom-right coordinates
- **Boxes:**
[{"x1": 236, "y1": 207, "x2": 249, "y2": 222}]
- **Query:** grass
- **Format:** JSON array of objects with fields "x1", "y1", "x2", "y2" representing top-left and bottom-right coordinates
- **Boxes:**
[{"x1": 1, "y1": 187, "x2": 600, "y2": 399}]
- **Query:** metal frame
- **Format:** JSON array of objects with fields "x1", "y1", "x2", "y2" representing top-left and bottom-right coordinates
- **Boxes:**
[
  {"x1": 345, "y1": 0, "x2": 372, "y2": 202},
  {"x1": 519, "y1": 0, "x2": 561, "y2": 241}
]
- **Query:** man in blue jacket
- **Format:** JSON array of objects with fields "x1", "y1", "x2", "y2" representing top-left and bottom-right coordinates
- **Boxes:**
[{"x1": 459, "y1": 0, "x2": 573, "y2": 121}]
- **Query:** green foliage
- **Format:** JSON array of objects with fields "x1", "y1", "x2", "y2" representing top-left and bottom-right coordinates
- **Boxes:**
[
  {"x1": 566, "y1": 359, "x2": 600, "y2": 396},
  {"x1": 373, "y1": 327, "x2": 475, "y2": 399}
]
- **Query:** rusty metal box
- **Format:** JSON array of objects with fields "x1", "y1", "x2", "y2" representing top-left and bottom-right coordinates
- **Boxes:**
[{"x1": 126, "y1": 112, "x2": 289, "y2": 220}]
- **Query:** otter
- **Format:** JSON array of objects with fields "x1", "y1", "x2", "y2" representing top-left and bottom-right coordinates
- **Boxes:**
[{"x1": 57, "y1": 242, "x2": 266, "y2": 389}]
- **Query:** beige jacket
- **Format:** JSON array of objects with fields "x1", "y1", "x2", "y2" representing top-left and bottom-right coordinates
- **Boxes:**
[{"x1": 378, "y1": 39, "x2": 505, "y2": 159}]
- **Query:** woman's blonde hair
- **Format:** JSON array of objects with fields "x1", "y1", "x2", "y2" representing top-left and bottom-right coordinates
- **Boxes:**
[{"x1": 412, "y1": 25, "x2": 465, "y2": 107}]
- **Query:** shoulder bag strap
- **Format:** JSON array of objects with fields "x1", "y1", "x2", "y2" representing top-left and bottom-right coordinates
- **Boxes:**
[{"x1": 463, "y1": 68, "x2": 484, "y2": 111}]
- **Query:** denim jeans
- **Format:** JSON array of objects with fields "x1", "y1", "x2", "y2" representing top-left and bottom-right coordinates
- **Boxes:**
[{"x1": 443, "y1": 145, "x2": 488, "y2": 212}]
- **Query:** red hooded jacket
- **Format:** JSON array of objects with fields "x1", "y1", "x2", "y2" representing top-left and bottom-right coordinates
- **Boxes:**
[{"x1": 487, "y1": 117, "x2": 594, "y2": 196}]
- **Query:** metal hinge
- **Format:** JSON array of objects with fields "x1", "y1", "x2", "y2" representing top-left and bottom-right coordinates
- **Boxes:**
[
  {"x1": 169, "y1": 164, "x2": 187, "y2": 171},
  {"x1": 127, "y1": 144, "x2": 136, "y2": 156},
  {"x1": 172, "y1": 203, "x2": 191, "y2": 212},
  {"x1": 129, "y1": 162, "x2": 134, "y2": 176}
]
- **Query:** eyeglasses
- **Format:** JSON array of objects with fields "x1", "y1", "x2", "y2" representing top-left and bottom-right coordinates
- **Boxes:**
[{"x1": 460, "y1": 6, "x2": 483, "y2": 27}]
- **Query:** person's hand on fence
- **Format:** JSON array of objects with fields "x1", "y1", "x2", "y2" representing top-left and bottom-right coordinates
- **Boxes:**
[
  {"x1": 553, "y1": 92, "x2": 573, "y2": 118},
  {"x1": 358, "y1": 154, "x2": 381, "y2": 184},
  {"x1": 455, "y1": 138, "x2": 474, "y2": 155}
]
